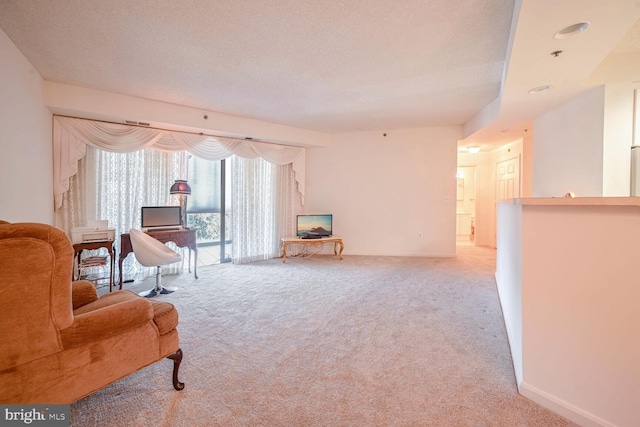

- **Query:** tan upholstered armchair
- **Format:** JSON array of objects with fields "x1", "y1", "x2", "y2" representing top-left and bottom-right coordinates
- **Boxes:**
[{"x1": 0, "y1": 222, "x2": 184, "y2": 404}]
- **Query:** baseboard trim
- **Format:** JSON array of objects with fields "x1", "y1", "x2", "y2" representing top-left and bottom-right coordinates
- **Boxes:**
[{"x1": 519, "y1": 382, "x2": 618, "y2": 427}]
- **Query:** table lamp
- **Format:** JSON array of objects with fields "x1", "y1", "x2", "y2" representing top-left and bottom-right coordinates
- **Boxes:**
[{"x1": 170, "y1": 179, "x2": 191, "y2": 228}]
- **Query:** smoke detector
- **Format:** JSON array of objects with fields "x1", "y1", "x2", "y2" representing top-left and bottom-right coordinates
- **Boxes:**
[{"x1": 554, "y1": 22, "x2": 590, "y2": 39}]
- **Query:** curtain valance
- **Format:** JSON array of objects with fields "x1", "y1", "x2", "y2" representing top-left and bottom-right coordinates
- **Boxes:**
[{"x1": 53, "y1": 116, "x2": 305, "y2": 210}]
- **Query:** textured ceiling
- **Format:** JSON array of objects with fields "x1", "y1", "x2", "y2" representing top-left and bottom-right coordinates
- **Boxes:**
[
  {"x1": 2, "y1": 0, "x2": 640, "y2": 145},
  {"x1": 0, "y1": 0, "x2": 515, "y2": 133},
  {"x1": 611, "y1": 18, "x2": 640, "y2": 55}
]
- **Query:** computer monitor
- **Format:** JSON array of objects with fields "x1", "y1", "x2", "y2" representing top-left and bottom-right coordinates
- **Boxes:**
[{"x1": 141, "y1": 206, "x2": 182, "y2": 228}]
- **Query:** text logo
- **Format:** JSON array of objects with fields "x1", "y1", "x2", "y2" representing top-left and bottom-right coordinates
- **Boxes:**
[{"x1": 1, "y1": 405, "x2": 69, "y2": 427}]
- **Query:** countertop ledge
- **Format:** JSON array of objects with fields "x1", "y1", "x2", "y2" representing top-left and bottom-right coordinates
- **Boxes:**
[{"x1": 497, "y1": 196, "x2": 640, "y2": 207}]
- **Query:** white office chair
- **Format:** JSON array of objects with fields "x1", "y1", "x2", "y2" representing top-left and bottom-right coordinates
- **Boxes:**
[{"x1": 129, "y1": 228, "x2": 182, "y2": 298}]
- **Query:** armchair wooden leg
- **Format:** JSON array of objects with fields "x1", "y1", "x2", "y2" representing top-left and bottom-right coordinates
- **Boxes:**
[{"x1": 167, "y1": 348, "x2": 185, "y2": 390}]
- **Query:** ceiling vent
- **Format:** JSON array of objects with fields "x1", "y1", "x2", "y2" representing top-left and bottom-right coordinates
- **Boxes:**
[{"x1": 123, "y1": 120, "x2": 150, "y2": 126}]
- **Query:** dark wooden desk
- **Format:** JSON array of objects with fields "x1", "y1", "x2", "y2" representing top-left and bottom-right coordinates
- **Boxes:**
[
  {"x1": 73, "y1": 241, "x2": 115, "y2": 292},
  {"x1": 118, "y1": 229, "x2": 198, "y2": 288}
]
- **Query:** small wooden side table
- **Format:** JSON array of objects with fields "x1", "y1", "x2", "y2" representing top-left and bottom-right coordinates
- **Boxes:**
[
  {"x1": 280, "y1": 236, "x2": 344, "y2": 263},
  {"x1": 72, "y1": 240, "x2": 115, "y2": 292}
]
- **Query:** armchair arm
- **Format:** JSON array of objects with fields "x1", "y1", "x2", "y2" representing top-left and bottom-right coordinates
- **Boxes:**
[
  {"x1": 61, "y1": 298, "x2": 154, "y2": 349},
  {"x1": 72, "y1": 280, "x2": 99, "y2": 310}
]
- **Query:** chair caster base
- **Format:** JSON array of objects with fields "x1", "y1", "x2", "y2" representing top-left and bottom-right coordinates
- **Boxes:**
[{"x1": 139, "y1": 287, "x2": 178, "y2": 298}]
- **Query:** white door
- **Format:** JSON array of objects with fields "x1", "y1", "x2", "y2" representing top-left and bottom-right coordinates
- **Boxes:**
[{"x1": 496, "y1": 156, "x2": 520, "y2": 200}]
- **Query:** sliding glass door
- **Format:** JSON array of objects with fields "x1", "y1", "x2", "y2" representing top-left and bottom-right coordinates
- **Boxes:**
[{"x1": 186, "y1": 156, "x2": 232, "y2": 263}]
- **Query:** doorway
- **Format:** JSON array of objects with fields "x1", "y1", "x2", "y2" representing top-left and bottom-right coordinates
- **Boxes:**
[
  {"x1": 496, "y1": 156, "x2": 521, "y2": 200},
  {"x1": 456, "y1": 166, "x2": 477, "y2": 243}
]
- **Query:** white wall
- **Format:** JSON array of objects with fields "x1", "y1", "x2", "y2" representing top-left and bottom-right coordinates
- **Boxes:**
[
  {"x1": 0, "y1": 28, "x2": 53, "y2": 223},
  {"x1": 305, "y1": 127, "x2": 460, "y2": 256},
  {"x1": 532, "y1": 86, "x2": 605, "y2": 197},
  {"x1": 495, "y1": 202, "x2": 522, "y2": 386},
  {"x1": 496, "y1": 199, "x2": 640, "y2": 427},
  {"x1": 532, "y1": 83, "x2": 638, "y2": 198},
  {"x1": 521, "y1": 203, "x2": 640, "y2": 427}
]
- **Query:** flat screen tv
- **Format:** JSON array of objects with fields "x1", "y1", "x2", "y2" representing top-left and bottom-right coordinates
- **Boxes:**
[
  {"x1": 297, "y1": 214, "x2": 332, "y2": 237},
  {"x1": 141, "y1": 206, "x2": 182, "y2": 228}
]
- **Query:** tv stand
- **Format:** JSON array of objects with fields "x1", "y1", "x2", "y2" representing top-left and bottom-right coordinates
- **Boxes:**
[{"x1": 280, "y1": 236, "x2": 344, "y2": 263}]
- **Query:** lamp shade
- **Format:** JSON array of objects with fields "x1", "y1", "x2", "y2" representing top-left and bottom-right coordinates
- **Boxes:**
[{"x1": 170, "y1": 179, "x2": 191, "y2": 195}]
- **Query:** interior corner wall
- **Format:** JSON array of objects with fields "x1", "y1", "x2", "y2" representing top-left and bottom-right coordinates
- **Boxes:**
[
  {"x1": 471, "y1": 151, "x2": 495, "y2": 248},
  {"x1": 0, "y1": 28, "x2": 53, "y2": 224},
  {"x1": 532, "y1": 86, "x2": 605, "y2": 197},
  {"x1": 603, "y1": 83, "x2": 634, "y2": 196},
  {"x1": 305, "y1": 127, "x2": 460, "y2": 257},
  {"x1": 522, "y1": 133, "x2": 533, "y2": 197}
]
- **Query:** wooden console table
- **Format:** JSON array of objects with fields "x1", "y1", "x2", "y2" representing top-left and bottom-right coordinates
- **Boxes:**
[
  {"x1": 119, "y1": 228, "x2": 198, "y2": 287},
  {"x1": 281, "y1": 236, "x2": 344, "y2": 263}
]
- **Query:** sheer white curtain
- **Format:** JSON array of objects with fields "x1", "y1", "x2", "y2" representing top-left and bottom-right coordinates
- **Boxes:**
[
  {"x1": 53, "y1": 116, "x2": 304, "y2": 267},
  {"x1": 65, "y1": 150, "x2": 299, "y2": 268},
  {"x1": 61, "y1": 146, "x2": 188, "y2": 281},
  {"x1": 53, "y1": 116, "x2": 306, "y2": 210},
  {"x1": 274, "y1": 163, "x2": 302, "y2": 248},
  {"x1": 231, "y1": 157, "x2": 301, "y2": 264}
]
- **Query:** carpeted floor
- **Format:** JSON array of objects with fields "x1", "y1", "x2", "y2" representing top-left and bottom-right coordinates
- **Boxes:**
[{"x1": 70, "y1": 245, "x2": 576, "y2": 426}]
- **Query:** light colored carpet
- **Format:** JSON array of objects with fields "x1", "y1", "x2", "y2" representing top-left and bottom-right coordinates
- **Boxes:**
[{"x1": 71, "y1": 245, "x2": 576, "y2": 426}]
